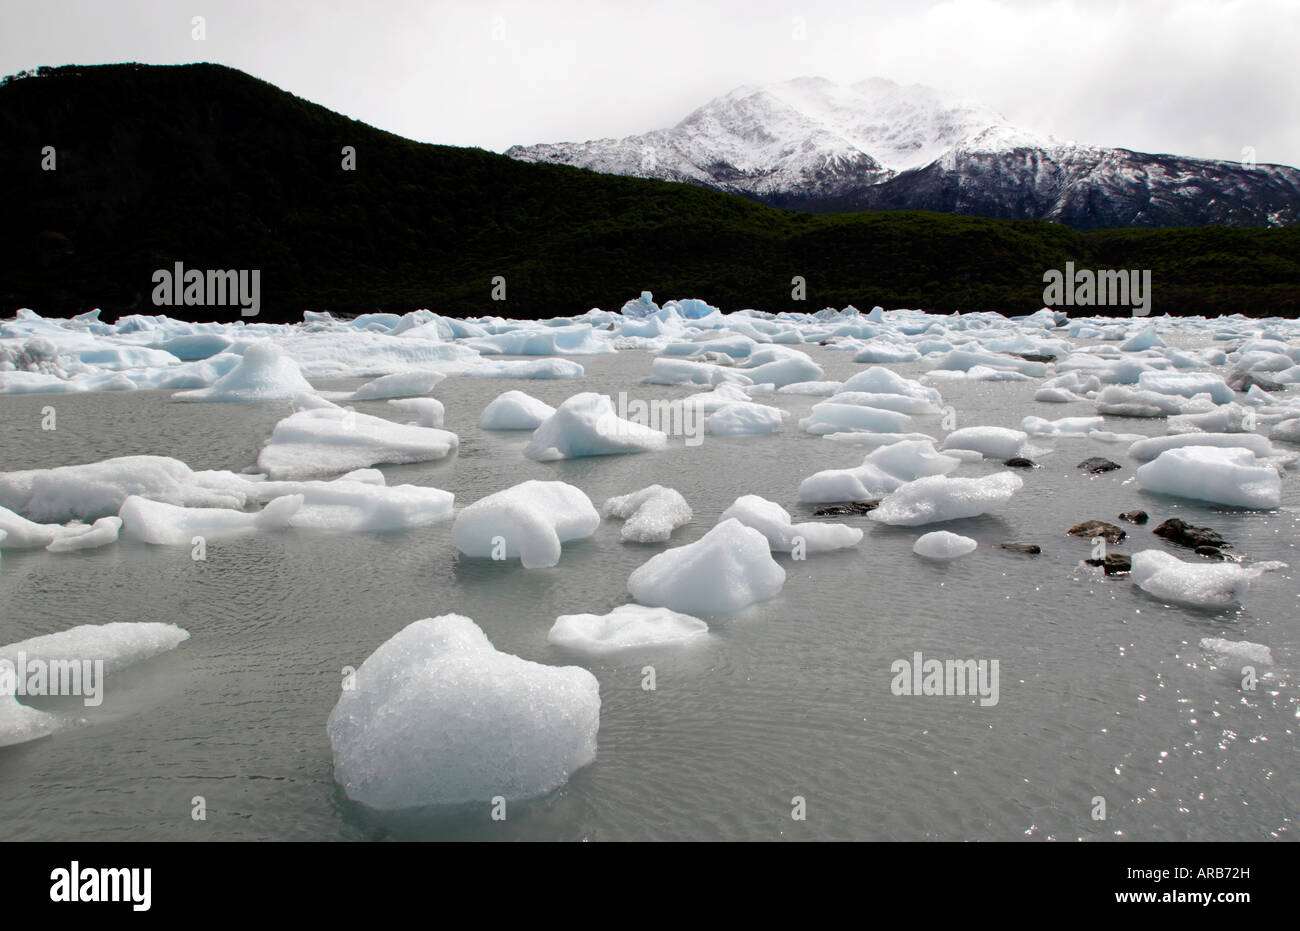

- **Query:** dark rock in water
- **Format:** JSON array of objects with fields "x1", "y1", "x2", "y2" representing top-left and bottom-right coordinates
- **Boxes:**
[
  {"x1": 1068, "y1": 520, "x2": 1126, "y2": 544},
  {"x1": 1004, "y1": 457, "x2": 1038, "y2": 468},
  {"x1": 1017, "y1": 352, "x2": 1055, "y2": 363},
  {"x1": 1118, "y1": 509, "x2": 1149, "y2": 525},
  {"x1": 1153, "y1": 518, "x2": 1229, "y2": 549},
  {"x1": 995, "y1": 543, "x2": 1041, "y2": 554},
  {"x1": 1226, "y1": 369, "x2": 1284, "y2": 393},
  {"x1": 813, "y1": 500, "x2": 879, "y2": 516},
  {"x1": 1085, "y1": 553, "x2": 1131, "y2": 575},
  {"x1": 1078, "y1": 457, "x2": 1122, "y2": 474},
  {"x1": 1194, "y1": 546, "x2": 1227, "y2": 560}
]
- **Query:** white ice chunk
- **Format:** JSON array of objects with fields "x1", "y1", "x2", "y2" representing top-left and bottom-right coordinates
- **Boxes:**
[
  {"x1": 627, "y1": 518, "x2": 785, "y2": 616},
  {"x1": 327, "y1": 614, "x2": 599, "y2": 808},
  {"x1": 548, "y1": 604, "x2": 709, "y2": 655},
  {"x1": 120, "y1": 494, "x2": 302, "y2": 545},
  {"x1": 451, "y1": 480, "x2": 599, "y2": 568},
  {"x1": 719, "y1": 495, "x2": 861, "y2": 552},
  {"x1": 913, "y1": 530, "x2": 978, "y2": 560},
  {"x1": 479, "y1": 390, "x2": 556, "y2": 430},
  {"x1": 602, "y1": 485, "x2": 691, "y2": 543},
  {"x1": 347, "y1": 370, "x2": 446, "y2": 401},
  {"x1": 523, "y1": 392, "x2": 667, "y2": 461},
  {"x1": 1198, "y1": 637, "x2": 1273, "y2": 666},
  {"x1": 941, "y1": 426, "x2": 1028, "y2": 459},
  {"x1": 45, "y1": 516, "x2": 121, "y2": 553},
  {"x1": 798, "y1": 439, "x2": 961, "y2": 503},
  {"x1": 386, "y1": 396, "x2": 445, "y2": 427},
  {"x1": 257, "y1": 408, "x2": 458, "y2": 479},
  {"x1": 869, "y1": 472, "x2": 1023, "y2": 526},
  {"x1": 707, "y1": 402, "x2": 785, "y2": 435},
  {"x1": 1135, "y1": 446, "x2": 1281, "y2": 509},
  {"x1": 240, "y1": 477, "x2": 453, "y2": 532},
  {"x1": 173, "y1": 340, "x2": 315, "y2": 401},
  {"x1": 1131, "y1": 549, "x2": 1270, "y2": 607},
  {"x1": 0, "y1": 455, "x2": 249, "y2": 523}
]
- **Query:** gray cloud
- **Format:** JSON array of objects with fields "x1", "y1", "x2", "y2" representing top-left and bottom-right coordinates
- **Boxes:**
[{"x1": 3, "y1": 0, "x2": 1297, "y2": 167}]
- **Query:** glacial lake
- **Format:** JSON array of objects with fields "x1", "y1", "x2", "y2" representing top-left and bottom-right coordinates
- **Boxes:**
[{"x1": 1, "y1": 345, "x2": 1297, "y2": 841}]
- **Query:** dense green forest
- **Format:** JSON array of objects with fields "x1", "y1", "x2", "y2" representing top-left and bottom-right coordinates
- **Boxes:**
[{"x1": 2, "y1": 63, "x2": 1298, "y2": 321}]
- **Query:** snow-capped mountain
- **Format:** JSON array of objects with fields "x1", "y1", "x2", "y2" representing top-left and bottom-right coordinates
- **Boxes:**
[{"x1": 506, "y1": 77, "x2": 1300, "y2": 229}]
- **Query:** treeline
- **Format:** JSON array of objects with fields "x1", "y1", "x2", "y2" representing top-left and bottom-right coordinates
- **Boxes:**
[{"x1": 2, "y1": 63, "x2": 1298, "y2": 322}]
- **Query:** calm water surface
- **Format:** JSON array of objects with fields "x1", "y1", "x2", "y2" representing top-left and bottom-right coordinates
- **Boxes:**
[{"x1": 1, "y1": 345, "x2": 1297, "y2": 840}]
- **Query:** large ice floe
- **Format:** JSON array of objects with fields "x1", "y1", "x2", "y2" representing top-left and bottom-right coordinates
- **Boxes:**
[
  {"x1": 523, "y1": 392, "x2": 667, "y2": 460},
  {"x1": 0, "y1": 455, "x2": 251, "y2": 523},
  {"x1": 120, "y1": 494, "x2": 303, "y2": 544},
  {"x1": 869, "y1": 472, "x2": 1023, "y2": 526},
  {"x1": 627, "y1": 519, "x2": 785, "y2": 616},
  {"x1": 451, "y1": 480, "x2": 600, "y2": 568},
  {"x1": 239, "y1": 471, "x2": 454, "y2": 532},
  {"x1": 257, "y1": 407, "x2": 459, "y2": 479},
  {"x1": 719, "y1": 495, "x2": 862, "y2": 553},
  {"x1": 548, "y1": 604, "x2": 709, "y2": 655},
  {"x1": 1135, "y1": 446, "x2": 1282, "y2": 509},
  {"x1": 173, "y1": 340, "x2": 315, "y2": 401},
  {"x1": 1130, "y1": 550, "x2": 1278, "y2": 607},
  {"x1": 0, "y1": 622, "x2": 190, "y2": 747},
  {"x1": 479, "y1": 390, "x2": 556, "y2": 430},
  {"x1": 798, "y1": 439, "x2": 962, "y2": 503},
  {"x1": 327, "y1": 614, "x2": 599, "y2": 808},
  {"x1": 602, "y1": 485, "x2": 692, "y2": 543}
]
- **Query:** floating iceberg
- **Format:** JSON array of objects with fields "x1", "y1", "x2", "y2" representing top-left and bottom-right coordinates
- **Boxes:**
[
  {"x1": 913, "y1": 530, "x2": 978, "y2": 559},
  {"x1": 327, "y1": 614, "x2": 599, "y2": 809},
  {"x1": 1135, "y1": 446, "x2": 1281, "y2": 509},
  {"x1": 451, "y1": 480, "x2": 599, "y2": 568},
  {"x1": 719, "y1": 495, "x2": 862, "y2": 553},
  {"x1": 798, "y1": 439, "x2": 961, "y2": 503},
  {"x1": 941, "y1": 426, "x2": 1028, "y2": 459},
  {"x1": 869, "y1": 472, "x2": 1023, "y2": 526},
  {"x1": 707, "y1": 402, "x2": 785, "y2": 435},
  {"x1": 0, "y1": 455, "x2": 250, "y2": 523},
  {"x1": 240, "y1": 475, "x2": 454, "y2": 532},
  {"x1": 45, "y1": 516, "x2": 122, "y2": 553},
  {"x1": 602, "y1": 485, "x2": 691, "y2": 543},
  {"x1": 120, "y1": 494, "x2": 303, "y2": 545},
  {"x1": 548, "y1": 604, "x2": 709, "y2": 655},
  {"x1": 346, "y1": 370, "x2": 446, "y2": 401},
  {"x1": 479, "y1": 390, "x2": 556, "y2": 430},
  {"x1": 173, "y1": 340, "x2": 315, "y2": 401},
  {"x1": 523, "y1": 393, "x2": 667, "y2": 461},
  {"x1": 0, "y1": 621, "x2": 190, "y2": 747},
  {"x1": 1131, "y1": 549, "x2": 1271, "y2": 607},
  {"x1": 627, "y1": 518, "x2": 785, "y2": 616},
  {"x1": 386, "y1": 396, "x2": 445, "y2": 427},
  {"x1": 1198, "y1": 637, "x2": 1273, "y2": 666},
  {"x1": 257, "y1": 408, "x2": 459, "y2": 479}
]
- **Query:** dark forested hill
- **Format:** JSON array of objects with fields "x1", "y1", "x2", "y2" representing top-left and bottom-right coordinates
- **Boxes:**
[{"x1": 2, "y1": 63, "x2": 1298, "y2": 321}]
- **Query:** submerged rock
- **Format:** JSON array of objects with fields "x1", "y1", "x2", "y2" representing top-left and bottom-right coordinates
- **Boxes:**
[
  {"x1": 1004, "y1": 457, "x2": 1038, "y2": 469},
  {"x1": 812, "y1": 500, "x2": 879, "y2": 516},
  {"x1": 1077, "y1": 457, "x2": 1122, "y2": 474},
  {"x1": 1225, "y1": 369, "x2": 1283, "y2": 393},
  {"x1": 1118, "y1": 509, "x2": 1149, "y2": 525},
  {"x1": 1153, "y1": 518, "x2": 1229, "y2": 550},
  {"x1": 1068, "y1": 520, "x2": 1126, "y2": 544},
  {"x1": 1085, "y1": 553, "x2": 1132, "y2": 575},
  {"x1": 995, "y1": 542, "x2": 1041, "y2": 554}
]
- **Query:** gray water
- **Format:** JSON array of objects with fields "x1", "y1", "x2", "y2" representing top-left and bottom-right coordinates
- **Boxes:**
[{"x1": 1, "y1": 346, "x2": 1297, "y2": 841}]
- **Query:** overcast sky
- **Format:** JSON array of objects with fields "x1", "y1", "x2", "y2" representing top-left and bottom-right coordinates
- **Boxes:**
[{"x1": 3, "y1": 0, "x2": 1298, "y2": 167}]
